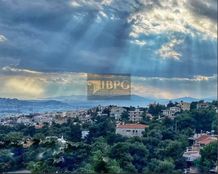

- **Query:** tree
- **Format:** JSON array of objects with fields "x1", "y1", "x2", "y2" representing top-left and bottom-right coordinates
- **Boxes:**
[
  {"x1": 78, "y1": 147, "x2": 123, "y2": 173},
  {"x1": 163, "y1": 140, "x2": 186, "y2": 162},
  {"x1": 167, "y1": 101, "x2": 175, "y2": 108},
  {"x1": 145, "y1": 159, "x2": 175, "y2": 174},
  {"x1": 33, "y1": 133, "x2": 45, "y2": 144},
  {"x1": 191, "y1": 110, "x2": 215, "y2": 132},
  {"x1": 211, "y1": 115, "x2": 218, "y2": 133},
  {"x1": 175, "y1": 113, "x2": 195, "y2": 131},
  {"x1": 121, "y1": 111, "x2": 129, "y2": 122},
  {"x1": 5, "y1": 132, "x2": 23, "y2": 145},
  {"x1": 27, "y1": 161, "x2": 57, "y2": 174},
  {"x1": 195, "y1": 141, "x2": 218, "y2": 173},
  {"x1": 87, "y1": 116, "x2": 115, "y2": 142},
  {"x1": 148, "y1": 104, "x2": 166, "y2": 116},
  {"x1": 190, "y1": 102, "x2": 198, "y2": 110},
  {"x1": 110, "y1": 142, "x2": 148, "y2": 173},
  {"x1": 0, "y1": 149, "x2": 13, "y2": 172},
  {"x1": 68, "y1": 123, "x2": 82, "y2": 142}
]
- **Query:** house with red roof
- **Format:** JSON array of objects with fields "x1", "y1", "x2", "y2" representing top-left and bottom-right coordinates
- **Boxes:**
[
  {"x1": 183, "y1": 133, "x2": 217, "y2": 162},
  {"x1": 115, "y1": 123, "x2": 148, "y2": 137}
]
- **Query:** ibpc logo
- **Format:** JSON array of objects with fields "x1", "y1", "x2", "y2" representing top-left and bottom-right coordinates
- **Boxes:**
[{"x1": 87, "y1": 74, "x2": 131, "y2": 100}]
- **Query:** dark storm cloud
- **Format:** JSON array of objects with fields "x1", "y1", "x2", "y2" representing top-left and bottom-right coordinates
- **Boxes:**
[
  {"x1": 0, "y1": 0, "x2": 131, "y2": 72},
  {"x1": 0, "y1": 0, "x2": 73, "y2": 31},
  {"x1": 187, "y1": 0, "x2": 217, "y2": 22},
  {"x1": 0, "y1": 0, "x2": 217, "y2": 78}
]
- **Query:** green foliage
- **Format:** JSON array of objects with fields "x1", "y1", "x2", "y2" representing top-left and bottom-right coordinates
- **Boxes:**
[
  {"x1": 195, "y1": 141, "x2": 218, "y2": 173},
  {"x1": 121, "y1": 111, "x2": 130, "y2": 122},
  {"x1": 190, "y1": 101, "x2": 198, "y2": 110},
  {"x1": 110, "y1": 142, "x2": 148, "y2": 173},
  {"x1": 0, "y1": 102, "x2": 217, "y2": 173},
  {"x1": 167, "y1": 101, "x2": 176, "y2": 108},
  {"x1": 211, "y1": 114, "x2": 218, "y2": 133},
  {"x1": 0, "y1": 149, "x2": 14, "y2": 172},
  {"x1": 148, "y1": 104, "x2": 166, "y2": 116},
  {"x1": 87, "y1": 115, "x2": 115, "y2": 142},
  {"x1": 175, "y1": 109, "x2": 216, "y2": 132},
  {"x1": 191, "y1": 109, "x2": 216, "y2": 132},
  {"x1": 27, "y1": 161, "x2": 57, "y2": 174},
  {"x1": 144, "y1": 159, "x2": 175, "y2": 174},
  {"x1": 5, "y1": 132, "x2": 23, "y2": 145}
]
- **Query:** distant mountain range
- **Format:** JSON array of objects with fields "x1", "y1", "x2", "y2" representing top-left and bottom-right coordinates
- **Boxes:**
[
  {"x1": 0, "y1": 98, "x2": 72, "y2": 115},
  {"x1": 0, "y1": 95, "x2": 216, "y2": 116},
  {"x1": 43, "y1": 95, "x2": 216, "y2": 104}
]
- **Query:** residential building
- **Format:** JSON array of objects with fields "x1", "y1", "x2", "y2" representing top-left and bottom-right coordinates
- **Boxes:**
[
  {"x1": 129, "y1": 108, "x2": 143, "y2": 122},
  {"x1": 146, "y1": 113, "x2": 153, "y2": 120},
  {"x1": 22, "y1": 138, "x2": 34, "y2": 148},
  {"x1": 162, "y1": 106, "x2": 181, "y2": 118},
  {"x1": 209, "y1": 166, "x2": 218, "y2": 173},
  {"x1": 170, "y1": 106, "x2": 181, "y2": 113},
  {"x1": 110, "y1": 107, "x2": 127, "y2": 120},
  {"x1": 33, "y1": 115, "x2": 53, "y2": 125},
  {"x1": 54, "y1": 115, "x2": 68, "y2": 124},
  {"x1": 183, "y1": 144, "x2": 201, "y2": 162},
  {"x1": 17, "y1": 117, "x2": 32, "y2": 126},
  {"x1": 191, "y1": 133, "x2": 218, "y2": 146},
  {"x1": 82, "y1": 130, "x2": 89, "y2": 139},
  {"x1": 65, "y1": 111, "x2": 79, "y2": 118},
  {"x1": 215, "y1": 107, "x2": 218, "y2": 113},
  {"x1": 178, "y1": 101, "x2": 190, "y2": 111},
  {"x1": 162, "y1": 109, "x2": 175, "y2": 117},
  {"x1": 183, "y1": 133, "x2": 218, "y2": 166},
  {"x1": 116, "y1": 123, "x2": 148, "y2": 137},
  {"x1": 197, "y1": 102, "x2": 209, "y2": 109},
  {"x1": 79, "y1": 114, "x2": 92, "y2": 123}
]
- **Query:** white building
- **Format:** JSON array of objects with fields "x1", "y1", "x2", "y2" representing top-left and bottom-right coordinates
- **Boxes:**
[
  {"x1": 82, "y1": 130, "x2": 89, "y2": 139},
  {"x1": 79, "y1": 114, "x2": 92, "y2": 123},
  {"x1": 33, "y1": 115, "x2": 53, "y2": 124},
  {"x1": 110, "y1": 107, "x2": 127, "y2": 120},
  {"x1": 129, "y1": 108, "x2": 143, "y2": 122},
  {"x1": 116, "y1": 124, "x2": 148, "y2": 137},
  {"x1": 163, "y1": 106, "x2": 181, "y2": 118},
  {"x1": 162, "y1": 109, "x2": 175, "y2": 117},
  {"x1": 65, "y1": 111, "x2": 78, "y2": 118},
  {"x1": 58, "y1": 135, "x2": 67, "y2": 144},
  {"x1": 146, "y1": 113, "x2": 153, "y2": 120},
  {"x1": 215, "y1": 107, "x2": 218, "y2": 113},
  {"x1": 183, "y1": 150, "x2": 201, "y2": 162},
  {"x1": 170, "y1": 106, "x2": 181, "y2": 113},
  {"x1": 183, "y1": 133, "x2": 218, "y2": 162},
  {"x1": 17, "y1": 117, "x2": 32, "y2": 125}
]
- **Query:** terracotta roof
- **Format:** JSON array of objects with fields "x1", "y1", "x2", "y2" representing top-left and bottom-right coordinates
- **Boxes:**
[
  {"x1": 200, "y1": 138, "x2": 215, "y2": 145},
  {"x1": 117, "y1": 124, "x2": 148, "y2": 129},
  {"x1": 196, "y1": 134, "x2": 217, "y2": 145}
]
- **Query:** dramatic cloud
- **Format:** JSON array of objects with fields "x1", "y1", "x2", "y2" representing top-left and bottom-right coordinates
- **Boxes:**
[
  {"x1": 128, "y1": 0, "x2": 217, "y2": 39},
  {"x1": 0, "y1": 67, "x2": 87, "y2": 99},
  {"x1": 132, "y1": 74, "x2": 217, "y2": 99},
  {"x1": 4, "y1": 77, "x2": 44, "y2": 98},
  {"x1": 130, "y1": 39, "x2": 146, "y2": 46},
  {"x1": 0, "y1": 34, "x2": 7, "y2": 42},
  {"x1": 0, "y1": 67, "x2": 216, "y2": 99},
  {"x1": 156, "y1": 38, "x2": 183, "y2": 60},
  {"x1": 0, "y1": 0, "x2": 217, "y2": 99}
]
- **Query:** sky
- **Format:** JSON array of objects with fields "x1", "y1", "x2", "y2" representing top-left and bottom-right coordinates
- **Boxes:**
[{"x1": 0, "y1": 0, "x2": 217, "y2": 100}]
